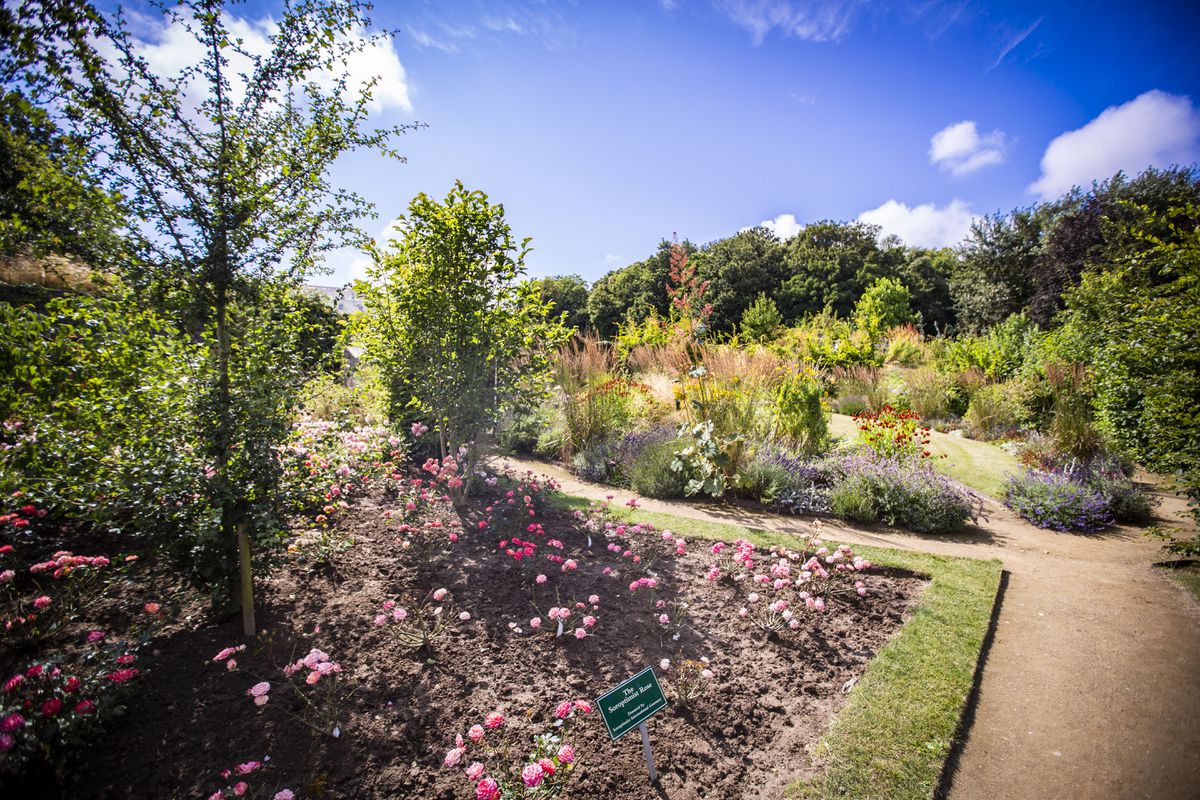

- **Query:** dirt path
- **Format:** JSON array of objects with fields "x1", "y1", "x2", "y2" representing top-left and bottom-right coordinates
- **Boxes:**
[{"x1": 501, "y1": 457, "x2": 1200, "y2": 800}]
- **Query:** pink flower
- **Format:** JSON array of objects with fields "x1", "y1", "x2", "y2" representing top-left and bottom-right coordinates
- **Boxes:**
[
  {"x1": 248, "y1": 681, "x2": 271, "y2": 697},
  {"x1": 0, "y1": 713, "x2": 24, "y2": 732},
  {"x1": 74, "y1": 700, "x2": 95, "y2": 714},
  {"x1": 573, "y1": 699, "x2": 592, "y2": 714},
  {"x1": 467, "y1": 724, "x2": 485, "y2": 742},
  {"x1": 660, "y1": 658, "x2": 671, "y2": 670},
  {"x1": 658, "y1": 614, "x2": 669, "y2": 625},
  {"x1": 0, "y1": 570, "x2": 13, "y2": 584},
  {"x1": 521, "y1": 762, "x2": 545, "y2": 788},
  {"x1": 32, "y1": 595, "x2": 51, "y2": 610},
  {"x1": 254, "y1": 694, "x2": 269, "y2": 706},
  {"x1": 411, "y1": 422, "x2": 428, "y2": 437},
  {"x1": 475, "y1": 777, "x2": 500, "y2": 800},
  {"x1": 561, "y1": 559, "x2": 577, "y2": 572},
  {"x1": 236, "y1": 761, "x2": 261, "y2": 775},
  {"x1": 106, "y1": 668, "x2": 138, "y2": 683},
  {"x1": 458, "y1": 611, "x2": 471, "y2": 621},
  {"x1": 0, "y1": 734, "x2": 13, "y2": 753},
  {"x1": 465, "y1": 762, "x2": 485, "y2": 781},
  {"x1": 233, "y1": 782, "x2": 248, "y2": 796},
  {"x1": 484, "y1": 711, "x2": 504, "y2": 729},
  {"x1": 143, "y1": 602, "x2": 161, "y2": 614},
  {"x1": 554, "y1": 700, "x2": 573, "y2": 719},
  {"x1": 582, "y1": 615, "x2": 596, "y2": 627},
  {"x1": 444, "y1": 746, "x2": 466, "y2": 768},
  {"x1": 535, "y1": 574, "x2": 547, "y2": 584},
  {"x1": 557, "y1": 744, "x2": 575, "y2": 764},
  {"x1": 306, "y1": 671, "x2": 321, "y2": 685},
  {"x1": 226, "y1": 659, "x2": 238, "y2": 670},
  {"x1": 3, "y1": 675, "x2": 22, "y2": 693},
  {"x1": 273, "y1": 792, "x2": 296, "y2": 800},
  {"x1": 588, "y1": 594, "x2": 600, "y2": 604},
  {"x1": 41, "y1": 698, "x2": 63, "y2": 717},
  {"x1": 433, "y1": 588, "x2": 448, "y2": 601},
  {"x1": 86, "y1": 630, "x2": 108, "y2": 644},
  {"x1": 574, "y1": 628, "x2": 587, "y2": 640}
]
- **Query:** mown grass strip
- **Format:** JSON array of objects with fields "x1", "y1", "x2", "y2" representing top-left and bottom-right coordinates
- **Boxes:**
[{"x1": 556, "y1": 494, "x2": 1002, "y2": 800}]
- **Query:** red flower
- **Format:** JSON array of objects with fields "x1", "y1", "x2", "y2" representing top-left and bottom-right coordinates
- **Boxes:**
[
  {"x1": 106, "y1": 668, "x2": 139, "y2": 683},
  {"x1": 41, "y1": 698, "x2": 63, "y2": 717},
  {"x1": 3, "y1": 675, "x2": 22, "y2": 693},
  {"x1": 63, "y1": 676, "x2": 81, "y2": 693},
  {"x1": 25, "y1": 664, "x2": 43, "y2": 678},
  {"x1": 116, "y1": 654, "x2": 136, "y2": 666},
  {"x1": 73, "y1": 700, "x2": 95, "y2": 715}
]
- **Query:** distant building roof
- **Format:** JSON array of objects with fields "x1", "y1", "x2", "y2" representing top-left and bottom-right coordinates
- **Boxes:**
[{"x1": 303, "y1": 284, "x2": 365, "y2": 314}]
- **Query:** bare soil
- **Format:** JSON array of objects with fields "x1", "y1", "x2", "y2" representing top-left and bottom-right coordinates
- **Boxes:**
[{"x1": 5, "y1": 483, "x2": 924, "y2": 800}]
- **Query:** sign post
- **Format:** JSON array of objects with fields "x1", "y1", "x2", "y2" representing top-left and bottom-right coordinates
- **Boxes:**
[{"x1": 596, "y1": 666, "x2": 668, "y2": 783}]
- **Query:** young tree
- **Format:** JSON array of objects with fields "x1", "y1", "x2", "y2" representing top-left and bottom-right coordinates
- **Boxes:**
[
  {"x1": 5, "y1": 0, "x2": 415, "y2": 634},
  {"x1": 739, "y1": 292, "x2": 783, "y2": 343},
  {"x1": 853, "y1": 276, "x2": 915, "y2": 337},
  {"x1": 355, "y1": 182, "x2": 570, "y2": 500}
]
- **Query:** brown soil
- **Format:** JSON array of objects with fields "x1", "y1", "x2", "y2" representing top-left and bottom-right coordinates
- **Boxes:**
[
  {"x1": 6, "y1": 484, "x2": 923, "y2": 800},
  {"x1": 503, "y1": 458, "x2": 1200, "y2": 800}
]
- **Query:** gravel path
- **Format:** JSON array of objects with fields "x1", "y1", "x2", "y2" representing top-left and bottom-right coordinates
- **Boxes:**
[{"x1": 501, "y1": 457, "x2": 1200, "y2": 800}]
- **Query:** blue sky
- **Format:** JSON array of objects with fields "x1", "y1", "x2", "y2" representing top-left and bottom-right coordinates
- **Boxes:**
[{"x1": 122, "y1": 1, "x2": 1200, "y2": 285}]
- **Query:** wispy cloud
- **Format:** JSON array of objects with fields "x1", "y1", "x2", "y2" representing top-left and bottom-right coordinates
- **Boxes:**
[
  {"x1": 990, "y1": 16, "x2": 1043, "y2": 70},
  {"x1": 929, "y1": 120, "x2": 1008, "y2": 175},
  {"x1": 1030, "y1": 90, "x2": 1200, "y2": 199},
  {"x1": 713, "y1": 0, "x2": 867, "y2": 45}
]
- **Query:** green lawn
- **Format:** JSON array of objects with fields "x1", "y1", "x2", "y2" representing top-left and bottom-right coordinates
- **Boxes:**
[
  {"x1": 557, "y1": 495, "x2": 1004, "y2": 800},
  {"x1": 829, "y1": 413, "x2": 1021, "y2": 499}
]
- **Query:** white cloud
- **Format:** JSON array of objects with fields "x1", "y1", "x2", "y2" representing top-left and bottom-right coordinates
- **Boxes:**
[
  {"x1": 858, "y1": 199, "x2": 977, "y2": 248},
  {"x1": 126, "y1": 11, "x2": 411, "y2": 114},
  {"x1": 1030, "y1": 90, "x2": 1200, "y2": 199},
  {"x1": 603, "y1": 253, "x2": 624, "y2": 267},
  {"x1": 929, "y1": 121, "x2": 1007, "y2": 175},
  {"x1": 753, "y1": 213, "x2": 804, "y2": 239},
  {"x1": 713, "y1": 0, "x2": 865, "y2": 44}
]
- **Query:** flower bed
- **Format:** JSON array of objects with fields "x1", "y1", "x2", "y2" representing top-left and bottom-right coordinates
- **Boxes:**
[{"x1": 31, "y1": 472, "x2": 925, "y2": 800}]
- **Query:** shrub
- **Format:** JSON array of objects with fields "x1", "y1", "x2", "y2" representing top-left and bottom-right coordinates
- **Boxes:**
[
  {"x1": 299, "y1": 364, "x2": 388, "y2": 427},
  {"x1": 1003, "y1": 470, "x2": 1113, "y2": 533},
  {"x1": 740, "y1": 450, "x2": 831, "y2": 514},
  {"x1": 670, "y1": 421, "x2": 733, "y2": 498},
  {"x1": 570, "y1": 444, "x2": 618, "y2": 483},
  {"x1": 932, "y1": 312, "x2": 1042, "y2": 380},
  {"x1": 963, "y1": 382, "x2": 1024, "y2": 440},
  {"x1": 771, "y1": 366, "x2": 829, "y2": 455},
  {"x1": 626, "y1": 439, "x2": 689, "y2": 499},
  {"x1": 884, "y1": 324, "x2": 926, "y2": 366},
  {"x1": 825, "y1": 455, "x2": 984, "y2": 534},
  {"x1": 616, "y1": 426, "x2": 678, "y2": 475},
  {"x1": 739, "y1": 293, "x2": 783, "y2": 342}
]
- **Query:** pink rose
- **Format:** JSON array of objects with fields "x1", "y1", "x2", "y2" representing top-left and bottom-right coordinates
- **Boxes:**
[
  {"x1": 484, "y1": 711, "x2": 504, "y2": 729},
  {"x1": 465, "y1": 762, "x2": 485, "y2": 781},
  {"x1": 557, "y1": 744, "x2": 575, "y2": 764},
  {"x1": 467, "y1": 724, "x2": 485, "y2": 742},
  {"x1": 475, "y1": 777, "x2": 500, "y2": 800},
  {"x1": 521, "y1": 762, "x2": 545, "y2": 788}
]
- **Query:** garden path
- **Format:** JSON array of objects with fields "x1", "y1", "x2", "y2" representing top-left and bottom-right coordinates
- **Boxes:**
[{"x1": 501, "y1": 457, "x2": 1200, "y2": 800}]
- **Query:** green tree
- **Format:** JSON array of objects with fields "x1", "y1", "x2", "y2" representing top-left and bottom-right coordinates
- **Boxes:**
[
  {"x1": 695, "y1": 226, "x2": 785, "y2": 333},
  {"x1": 1058, "y1": 204, "x2": 1200, "y2": 516},
  {"x1": 6, "y1": 0, "x2": 415, "y2": 633},
  {"x1": 532, "y1": 274, "x2": 590, "y2": 332},
  {"x1": 355, "y1": 182, "x2": 570, "y2": 497},
  {"x1": 776, "y1": 220, "x2": 890, "y2": 321},
  {"x1": 739, "y1": 292, "x2": 783, "y2": 342},
  {"x1": 853, "y1": 276, "x2": 915, "y2": 336},
  {"x1": 0, "y1": 90, "x2": 125, "y2": 269}
]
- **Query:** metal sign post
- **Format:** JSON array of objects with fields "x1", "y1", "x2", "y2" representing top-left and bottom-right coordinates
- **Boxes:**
[{"x1": 596, "y1": 666, "x2": 668, "y2": 783}]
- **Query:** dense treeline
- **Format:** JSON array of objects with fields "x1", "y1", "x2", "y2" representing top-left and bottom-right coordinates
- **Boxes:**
[{"x1": 563, "y1": 166, "x2": 1199, "y2": 339}]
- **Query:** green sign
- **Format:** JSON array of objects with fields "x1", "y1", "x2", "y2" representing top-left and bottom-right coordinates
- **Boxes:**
[{"x1": 595, "y1": 666, "x2": 668, "y2": 741}]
